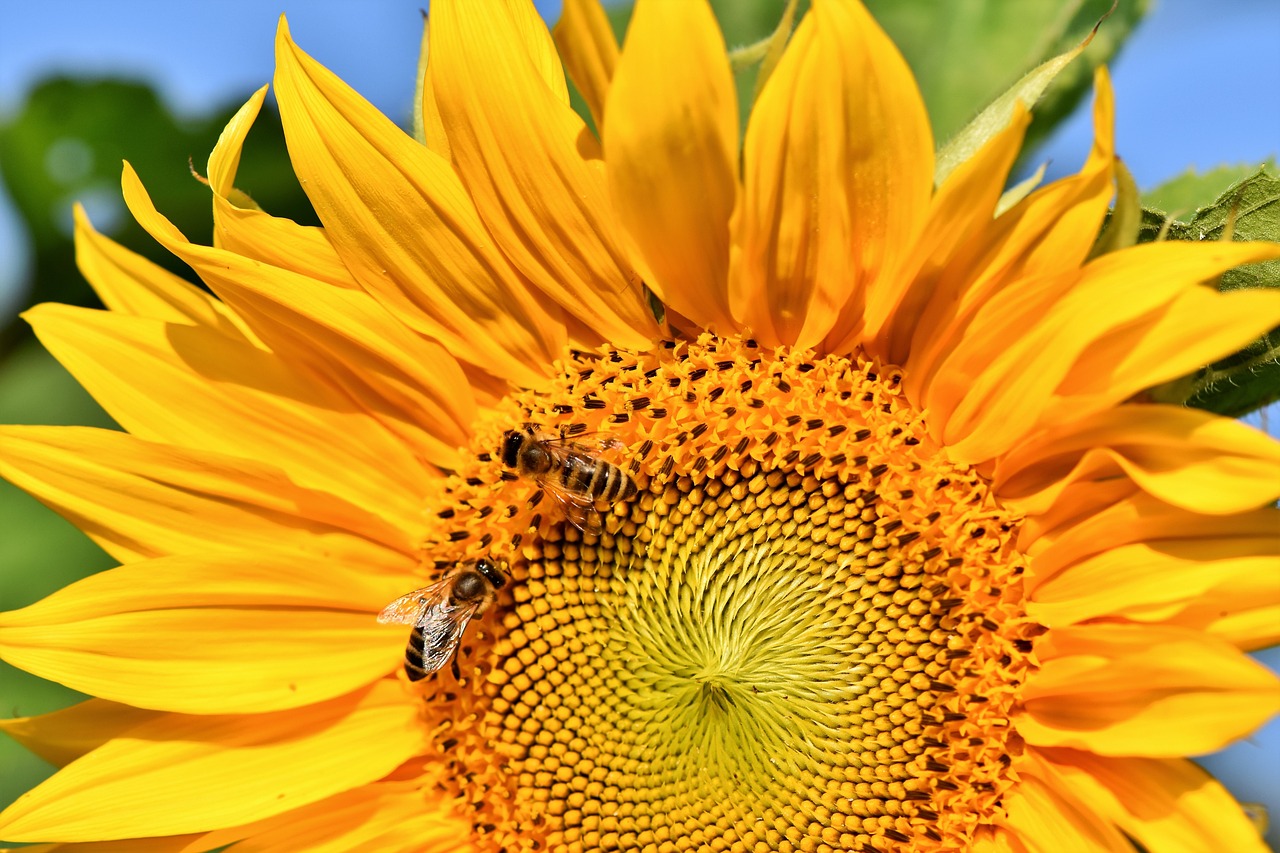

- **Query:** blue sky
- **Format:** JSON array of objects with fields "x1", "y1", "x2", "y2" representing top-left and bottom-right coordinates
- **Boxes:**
[{"x1": 0, "y1": 0, "x2": 1278, "y2": 841}]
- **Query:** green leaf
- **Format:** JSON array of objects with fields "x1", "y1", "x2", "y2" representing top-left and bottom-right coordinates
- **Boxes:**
[
  {"x1": 934, "y1": 32, "x2": 1089, "y2": 188},
  {"x1": 1142, "y1": 162, "x2": 1273, "y2": 216},
  {"x1": 1141, "y1": 166, "x2": 1280, "y2": 416},
  {"x1": 866, "y1": 0, "x2": 1150, "y2": 156}
]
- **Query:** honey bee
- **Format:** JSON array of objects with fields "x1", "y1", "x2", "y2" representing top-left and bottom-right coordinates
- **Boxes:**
[
  {"x1": 377, "y1": 558, "x2": 506, "y2": 681},
  {"x1": 501, "y1": 425, "x2": 638, "y2": 534}
]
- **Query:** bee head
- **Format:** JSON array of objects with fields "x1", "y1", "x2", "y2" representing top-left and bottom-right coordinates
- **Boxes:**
[
  {"x1": 500, "y1": 430, "x2": 523, "y2": 468},
  {"x1": 475, "y1": 557, "x2": 507, "y2": 589}
]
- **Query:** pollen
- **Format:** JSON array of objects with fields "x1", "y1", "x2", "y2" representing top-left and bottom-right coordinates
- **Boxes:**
[{"x1": 408, "y1": 335, "x2": 1037, "y2": 853}]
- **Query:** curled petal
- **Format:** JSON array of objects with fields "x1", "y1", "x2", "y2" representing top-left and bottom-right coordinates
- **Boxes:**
[
  {"x1": 1018, "y1": 624, "x2": 1280, "y2": 757},
  {"x1": 995, "y1": 405, "x2": 1280, "y2": 515}
]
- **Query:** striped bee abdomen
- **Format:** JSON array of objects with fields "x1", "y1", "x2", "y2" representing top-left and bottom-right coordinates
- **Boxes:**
[{"x1": 405, "y1": 624, "x2": 429, "y2": 681}]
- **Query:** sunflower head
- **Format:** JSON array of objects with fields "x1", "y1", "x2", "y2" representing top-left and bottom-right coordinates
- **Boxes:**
[{"x1": 1, "y1": 1, "x2": 1279, "y2": 852}]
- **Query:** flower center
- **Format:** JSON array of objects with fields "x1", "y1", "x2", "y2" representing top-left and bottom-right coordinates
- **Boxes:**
[{"x1": 411, "y1": 335, "x2": 1035, "y2": 852}]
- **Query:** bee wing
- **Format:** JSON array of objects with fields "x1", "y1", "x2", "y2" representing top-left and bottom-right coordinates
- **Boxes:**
[
  {"x1": 416, "y1": 599, "x2": 484, "y2": 675},
  {"x1": 377, "y1": 576, "x2": 453, "y2": 625},
  {"x1": 540, "y1": 433, "x2": 624, "y2": 455},
  {"x1": 541, "y1": 478, "x2": 605, "y2": 535}
]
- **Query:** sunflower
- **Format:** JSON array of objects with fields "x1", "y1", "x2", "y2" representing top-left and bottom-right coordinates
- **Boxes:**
[{"x1": 2, "y1": 0, "x2": 1279, "y2": 851}]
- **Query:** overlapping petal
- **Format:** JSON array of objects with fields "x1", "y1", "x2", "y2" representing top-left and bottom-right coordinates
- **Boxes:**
[
  {"x1": 204, "y1": 88, "x2": 360, "y2": 291},
  {"x1": 1027, "y1": 528, "x2": 1280, "y2": 647},
  {"x1": 1, "y1": 838, "x2": 202, "y2": 853},
  {"x1": 732, "y1": 0, "x2": 933, "y2": 347},
  {"x1": 0, "y1": 551, "x2": 406, "y2": 713},
  {"x1": 849, "y1": 105, "x2": 1031, "y2": 363},
  {"x1": 0, "y1": 683, "x2": 419, "y2": 843},
  {"x1": 552, "y1": 0, "x2": 618, "y2": 128},
  {"x1": 25, "y1": 299, "x2": 429, "y2": 535},
  {"x1": 1018, "y1": 624, "x2": 1280, "y2": 756},
  {"x1": 136, "y1": 138, "x2": 479, "y2": 468},
  {"x1": 1038, "y1": 749, "x2": 1270, "y2": 853},
  {"x1": 0, "y1": 701, "x2": 162, "y2": 769},
  {"x1": 932, "y1": 241, "x2": 1280, "y2": 462},
  {"x1": 604, "y1": 0, "x2": 737, "y2": 333},
  {"x1": 908, "y1": 69, "x2": 1116, "y2": 401},
  {"x1": 995, "y1": 405, "x2": 1280, "y2": 515},
  {"x1": 73, "y1": 206, "x2": 258, "y2": 340},
  {"x1": 0, "y1": 425, "x2": 408, "y2": 562},
  {"x1": 273, "y1": 20, "x2": 569, "y2": 386},
  {"x1": 186, "y1": 780, "x2": 467, "y2": 853},
  {"x1": 997, "y1": 769, "x2": 1134, "y2": 853},
  {"x1": 428, "y1": 0, "x2": 659, "y2": 348},
  {"x1": 1023, "y1": 493, "x2": 1275, "y2": 581},
  {"x1": 1053, "y1": 283, "x2": 1280, "y2": 416}
]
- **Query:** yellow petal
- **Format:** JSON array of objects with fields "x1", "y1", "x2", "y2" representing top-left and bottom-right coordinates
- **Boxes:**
[
  {"x1": 1038, "y1": 749, "x2": 1271, "y2": 853},
  {"x1": 999, "y1": 767, "x2": 1134, "y2": 853},
  {"x1": 604, "y1": 0, "x2": 737, "y2": 333},
  {"x1": 273, "y1": 20, "x2": 571, "y2": 386},
  {"x1": 206, "y1": 89, "x2": 362, "y2": 291},
  {"x1": 996, "y1": 405, "x2": 1280, "y2": 515},
  {"x1": 732, "y1": 0, "x2": 933, "y2": 347},
  {"x1": 935, "y1": 240, "x2": 1280, "y2": 463},
  {"x1": 185, "y1": 780, "x2": 468, "y2": 853},
  {"x1": 493, "y1": 0, "x2": 571, "y2": 102},
  {"x1": 73, "y1": 206, "x2": 256, "y2": 340},
  {"x1": 1025, "y1": 493, "x2": 1274, "y2": 582},
  {"x1": 122, "y1": 163, "x2": 476, "y2": 470},
  {"x1": 909, "y1": 69, "x2": 1115, "y2": 402},
  {"x1": 0, "y1": 682, "x2": 420, "y2": 842},
  {"x1": 0, "y1": 551, "x2": 409, "y2": 713},
  {"x1": 26, "y1": 299, "x2": 430, "y2": 531},
  {"x1": 417, "y1": 17, "x2": 451, "y2": 161},
  {"x1": 850, "y1": 104, "x2": 1031, "y2": 363},
  {"x1": 1193, "y1": 602, "x2": 1280, "y2": 653},
  {"x1": 0, "y1": 425, "x2": 408, "y2": 563},
  {"x1": 552, "y1": 0, "x2": 618, "y2": 128},
  {"x1": 969, "y1": 828, "x2": 1026, "y2": 853},
  {"x1": 428, "y1": 0, "x2": 660, "y2": 348},
  {"x1": 1017, "y1": 624, "x2": 1280, "y2": 756},
  {"x1": 0, "y1": 839, "x2": 201, "y2": 853},
  {"x1": 1053, "y1": 282, "x2": 1280, "y2": 418},
  {"x1": 0, "y1": 571, "x2": 394, "y2": 712},
  {"x1": 206, "y1": 86, "x2": 259, "y2": 199},
  {"x1": 0, "y1": 700, "x2": 161, "y2": 768},
  {"x1": 1028, "y1": 532, "x2": 1279, "y2": 643}
]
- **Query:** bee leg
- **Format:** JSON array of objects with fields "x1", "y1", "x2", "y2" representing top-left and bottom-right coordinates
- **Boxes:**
[{"x1": 450, "y1": 648, "x2": 463, "y2": 683}]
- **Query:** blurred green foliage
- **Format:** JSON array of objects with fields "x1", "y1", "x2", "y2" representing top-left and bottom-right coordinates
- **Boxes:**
[{"x1": 0, "y1": 77, "x2": 316, "y2": 356}]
